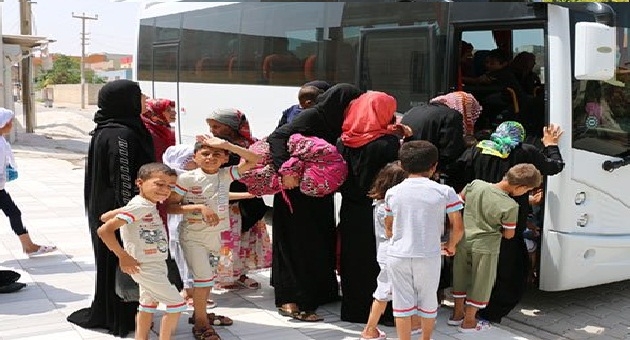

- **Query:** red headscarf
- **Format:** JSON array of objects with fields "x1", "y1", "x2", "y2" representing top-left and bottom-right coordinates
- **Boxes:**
[
  {"x1": 141, "y1": 98, "x2": 176, "y2": 161},
  {"x1": 341, "y1": 91, "x2": 397, "y2": 148},
  {"x1": 144, "y1": 99, "x2": 175, "y2": 127}
]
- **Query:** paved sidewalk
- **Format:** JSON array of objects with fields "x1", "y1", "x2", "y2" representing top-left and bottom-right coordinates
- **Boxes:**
[{"x1": 0, "y1": 136, "x2": 536, "y2": 338}]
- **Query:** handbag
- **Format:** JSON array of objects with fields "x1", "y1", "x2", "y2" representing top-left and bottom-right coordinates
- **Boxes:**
[
  {"x1": 5, "y1": 165, "x2": 17, "y2": 182},
  {"x1": 114, "y1": 266, "x2": 139, "y2": 302}
]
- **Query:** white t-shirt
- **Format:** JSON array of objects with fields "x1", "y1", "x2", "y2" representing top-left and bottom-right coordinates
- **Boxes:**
[
  {"x1": 373, "y1": 200, "x2": 390, "y2": 264},
  {"x1": 172, "y1": 166, "x2": 240, "y2": 233},
  {"x1": 117, "y1": 195, "x2": 169, "y2": 263},
  {"x1": 0, "y1": 137, "x2": 17, "y2": 190},
  {"x1": 385, "y1": 177, "x2": 463, "y2": 258}
]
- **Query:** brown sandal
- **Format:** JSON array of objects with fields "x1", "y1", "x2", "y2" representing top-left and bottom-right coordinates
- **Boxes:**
[
  {"x1": 188, "y1": 313, "x2": 233, "y2": 326},
  {"x1": 193, "y1": 326, "x2": 221, "y2": 340}
]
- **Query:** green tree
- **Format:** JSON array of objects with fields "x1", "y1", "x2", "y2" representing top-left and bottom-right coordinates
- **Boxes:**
[{"x1": 36, "y1": 54, "x2": 106, "y2": 88}]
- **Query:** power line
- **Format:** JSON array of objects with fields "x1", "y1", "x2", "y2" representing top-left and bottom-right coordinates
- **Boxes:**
[{"x1": 71, "y1": 12, "x2": 98, "y2": 109}]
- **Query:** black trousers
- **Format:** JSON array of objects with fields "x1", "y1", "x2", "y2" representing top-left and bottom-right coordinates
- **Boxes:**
[{"x1": 0, "y1": 189, "x2": 27, "y2": 236}]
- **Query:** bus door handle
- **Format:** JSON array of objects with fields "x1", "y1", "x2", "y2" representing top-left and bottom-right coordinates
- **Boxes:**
[{"x1": 602, "y1": 157, "x2": 630, "y2": 172}]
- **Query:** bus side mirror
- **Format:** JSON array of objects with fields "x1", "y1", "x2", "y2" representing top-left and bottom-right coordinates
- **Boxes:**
[{"x1": 574, "y1": 22, "x2": 616, "y2": 81}]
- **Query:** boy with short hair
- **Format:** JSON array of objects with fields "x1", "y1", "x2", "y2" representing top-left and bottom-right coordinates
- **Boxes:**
[
  {"x1": 450, "y1": 163, "x2": 542, "y2": 333},
  {"x1": 166, "y1": 135, "x2": 260, "y2": 340},
  {"x1": 97, "y1": 162, "x2": 186, "y2": 340},
  {"x1": 277, "y1": 84, "x2": 324, "y2": 127},
  {"x1": 384, "y1": 141, "x2": 464, "y2": 340}
]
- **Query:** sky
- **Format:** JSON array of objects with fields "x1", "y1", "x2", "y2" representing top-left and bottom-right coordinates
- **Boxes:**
[{"x1": 2, "y1": 0, "x2": 141, "y2": 56}]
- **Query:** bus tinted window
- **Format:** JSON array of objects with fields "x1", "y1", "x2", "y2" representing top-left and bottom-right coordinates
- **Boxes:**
[
  {"x1": 170, "y1": 3, "x2": 444, "y2": 88},
  {"x1": 572, "y1": 13, "x2": 630, "y2": 157}
]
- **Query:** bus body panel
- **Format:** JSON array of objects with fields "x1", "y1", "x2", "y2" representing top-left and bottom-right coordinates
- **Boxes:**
[{"x1": 540, "y1": 231, "x2": 630, "y2": 291}]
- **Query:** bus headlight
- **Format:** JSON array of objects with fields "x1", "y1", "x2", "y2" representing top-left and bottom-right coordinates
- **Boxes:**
[
  {"x1": 577, "y1": 213, "x2": 589, "y2": 227},
  {"x1": 575, "y1": 192, "x2": 586, "y2": 205}
]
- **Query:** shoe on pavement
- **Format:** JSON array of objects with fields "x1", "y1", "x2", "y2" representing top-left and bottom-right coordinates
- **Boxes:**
[
  {"x1": 27, "y1": 245, "x2": 57, "y2": 257},
  {"x1": 0, "y1": 282, "x2": 27, "y2": 294}
]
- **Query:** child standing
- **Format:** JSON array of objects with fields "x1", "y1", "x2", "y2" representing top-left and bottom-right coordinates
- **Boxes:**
[
  {"x1": 384, "y1": 141, "x2": 464, "y2": 340},
  {"x1": 162, "y1": 144, "x2": 216, "y2": 308},
  {"x1": 167, "y1": 136, "x2": 260, "y2": 340},
  {"x1": 0, "y1": 108, "x2": 56, "y2": 257},
  {"x1": 97, "y1": 163, "x2": 187, "y2": 340},
  {"x1": 361, "y1": 162, "x2": 421, "y2": 340},
  {"x1": 450, "y1": 163, "x2": 542, "y2": 333}
]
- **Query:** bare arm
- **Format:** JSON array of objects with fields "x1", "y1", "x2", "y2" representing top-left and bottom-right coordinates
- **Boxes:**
[
  {"x1": 503, "y1": 228, "x2": 516, "y2": 239},
  {"x1": 196, "y1": 135, "x2": 261, "y2": 174},
  {"x1": 96, "y1": 218, "x2": 140, "y2": 274},
  {"x1": 229, "y1": 192, "x2": 257, "y2": 200},
  {"x1": 165, "y1": 191, "x2": 220, "y2": 226},
  {"x1": 384, "y1": 215, "x2": 393, "y2": 239},
  {"x1": 445, "y1": 211, "x2": 464, "y2": 255},
  {"x1": 101, "y1": 208, "x2": 124, "y2": 222}
]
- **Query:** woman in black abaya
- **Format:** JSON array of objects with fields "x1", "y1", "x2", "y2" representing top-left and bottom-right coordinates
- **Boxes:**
[
  {"x1": 267, "y1": 83, "x2": 363, "y2": 322},
  {"x1": 336, "y1": 91, "x2": 402, "y2": 324},
  {"x1": 67, "y1": 80, "x2": 155, "y2": 337}
]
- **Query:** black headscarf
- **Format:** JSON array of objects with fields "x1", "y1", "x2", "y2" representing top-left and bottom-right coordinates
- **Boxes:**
[
  {"x1": 303, "y1": 80, "x2": 331, "y2": 92},
  {"x1": 92, "y1": 80, "x2": 154, "y2": 153},
  {"x1": 312, "y1": 83, "x2": 363, "y2": 137}
]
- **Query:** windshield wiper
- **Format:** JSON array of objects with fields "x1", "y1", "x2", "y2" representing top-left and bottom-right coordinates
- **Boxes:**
[{"x1": 602, "y1": 156, "x2": 630, "y2": 172}]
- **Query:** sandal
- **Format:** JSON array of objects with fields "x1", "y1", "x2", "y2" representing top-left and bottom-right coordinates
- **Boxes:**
[
  {"x1": 291, "y1": 310, "x2": 324, "y2": 322},
  {"x1": 188, "y1": 313, "x2": 233, "y2": 326},
  {"x1": 278, "y1": 307, "x2": 297, "y2": 317},
  {"x1": 193, "y1": 326, "x2": 221, "y2": 340},
  {"x1": 236, "y1": 275, "x2": 260, "y2": 289},
  {"x1": 26, "y1": 245, "x2": 57, "y2": 257}
]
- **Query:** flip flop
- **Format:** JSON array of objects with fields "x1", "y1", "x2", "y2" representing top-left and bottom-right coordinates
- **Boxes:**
[
  {"x1": 27, "y1": 245, "x2": 57, "y2": 257},
  {"x1": 458, "y1": 320, "x2": 492, "y2": 333},
  {"x1": 278, "y1": 307, "x2": 297, "y2": 317}
]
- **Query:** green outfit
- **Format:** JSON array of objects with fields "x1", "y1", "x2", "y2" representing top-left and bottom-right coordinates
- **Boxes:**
[{"x1": 452, "y1": 180, "x2": 518, "y2": 307}]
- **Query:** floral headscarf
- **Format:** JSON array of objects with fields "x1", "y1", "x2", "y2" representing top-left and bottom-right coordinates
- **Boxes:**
[
  {"x1": 429, "y1": 91, "x2": 482, "y2": 135},
  {"x1": 207, "y1": 108, "x2": 257, "y2": 147},
  {"x1": 476, "y1": 121, "x2": 525, "y2": 159},
  {"x1": 144, "y1": 98, "x2": 175, "y2": 127}
]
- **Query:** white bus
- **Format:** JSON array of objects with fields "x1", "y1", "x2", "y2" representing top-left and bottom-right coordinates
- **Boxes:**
[{"x1": 136, "y1": 1, "x2": 630, "y2": 292}]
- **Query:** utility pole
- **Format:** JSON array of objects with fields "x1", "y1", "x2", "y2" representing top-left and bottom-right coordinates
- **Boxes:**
[
  {"x1": 19, "y1": 0, "x2": 34, "y2": 133},
  {"x1": 72, "y1": 13, "x2": 98, "y2": 109}
]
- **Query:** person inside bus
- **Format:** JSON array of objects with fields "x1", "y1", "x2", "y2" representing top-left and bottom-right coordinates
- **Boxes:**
[
  {"x1": 205, "y1": 108, "x2": 272, "y2": 291},
  {"x1": 68, "y1": 80, "x2": 155, "y2": 338},
  {"x1": 277, "y1": 80, "x2": 331, "y2": 128},
  {"x1": 267, "y1": 83, "x2": 363, "y2": 322},
  {"x1": 464, "y1": 49, "x2": 527, "y2": 130},
  {"x1": 336, "y1": 91, "x2": 402, "y2": 325},
  {"x1": 452, "y1": 121, "x2": 565, "y2": 324},
  {"x1": 510, "y1": 52, "x2": 541, "y2": 96}
]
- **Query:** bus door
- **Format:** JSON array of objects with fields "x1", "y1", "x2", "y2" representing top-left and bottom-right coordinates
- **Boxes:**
[
  {"x1": 358, "y1": 25, "x2": 438, "y2": 114},
  {"x1": 151, "y1": 43, "x2": 181, "y2": 138}
]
